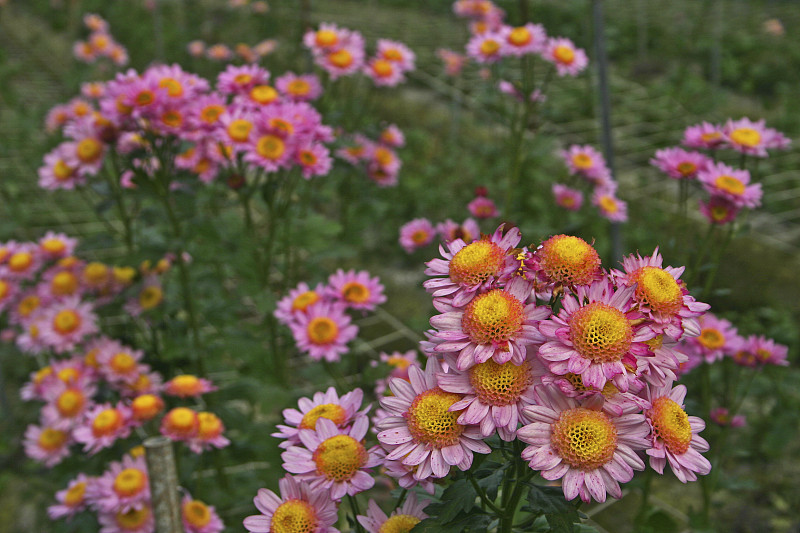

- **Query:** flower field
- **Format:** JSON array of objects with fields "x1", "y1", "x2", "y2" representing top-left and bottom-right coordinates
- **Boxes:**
[{"x1": 1, "y1": 1, "x2": 799, "y2": 532}]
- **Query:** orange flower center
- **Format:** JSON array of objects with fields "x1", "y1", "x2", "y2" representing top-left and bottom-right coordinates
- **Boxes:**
[
  {"x1": 57, "y1": 389, "x2": 86, "y2": 417},
  {"x1": 538, "y1": 234, "x2": 601, "y2": 286},
  {"x1": 648, "y1": 396, "x2": 692, "y2": 454},
  {"x1": 406, "y1": 387, "x2": 464, "y2": 448},
  {"x1": 115, "y1": 507, "x2": 150, "y2": 530},
  {"x1": 134, "y1": 90, "x2": 155, "y2": 107},
  {"x1": 234, "y1": 73, "x2": 253, "y2": 85},
  {"x1": 200, "y1": 104, "x2": 224, "y2": 124},
  {"x1": 0, "y1": 280, "x2": 8, "y2": 301},
  {"x1": 676, "y1": 161, "x2": 697, "y2": 176},
  {"x1": 113, "y1": 468, "x2": 148, "y2": 497},
  {"x1": 315, "y1": 29, "x2": 338, "y2": 47},
  {"x1": 382, "y1": 48, "x2": 404, "y2": 62},
  {"x1": 183, "y1": 500, "x2": 212, "y2": 528},
  {"x1": 569, "y1": 302, "x2": 633, "y2": 364},
  {"x1": 197, "y1": 412, "x2": 224, "y2": 439},
  {"x1": 328, "y1": 49, "x2": 354, "y2": 68},
  {"x1": 479, "y1": 39, "x2": 501, "y2": 56},
  {"x1": 553, "y1": 45, "x2": 576, "y2": 65},
  {"x1": 572, "y1": 153, "x2": 593, "y2": 169},
  {"x1": 299, "y1": 150, "x2": 317, "y2": 166},
  {"x1": 469, "y1": 359, "x2": 532, "y2": 406},
  {"x1": 299, "y1": 403, "x2": 348, "y2": 430},
  {"x1": 164, "y1": 407, "x2": 199, "y2": 437},
  {"x1": 57, "y1": 367, "x2": 80, "y2": 383},
  {"x1": 462, "y1": 289, "x2": 525, "y2": 345},
  {"x1": 92, "y1": 408, "x2": 123, "y2": 437},
  {"x1": 379, "y1": 515, "x2": 421, "y2": 533},
  {"x1": 701, "y1": 132, "x2": 721, "y2": 143},
  {"x1": 256, "y1": 135, "x2": 285, "y2": 160},
  {"x1": 34, "y1": 366, "x2": 53, "y2": 384},
  {"x1": 307, "y1": 317, "x2": 339, "y2": 345},
  {"x1": 8, "y1": 251, "x2": 34, "y2": 272},
  {"x1": 53, "y1": 159, "x2": 75, "y2": 181},
  {"x1": 38, "y1": 428, "x2": 68, "y2": 451},
  {"x1": 169, "y1": 374, "x2": 202, "y2": 396},
  {"x1": 508, "y1": 27, "x2": 533, "y2": 46},
  {"x1": 729, "y1": 127, "x2": 761, "y2": 148},
  {"x1": 41, "y1": 238, "x2": 67, "y2": 255},
  {"x1": 599, "y1": 195, "x2": 619, "y2": 213},
  {"x1": 132, "y1": 394, "x2": 164, "y2": 421},
  {"x1": 287, "y1": 79, "x2": 311, "y2": 96},
  {"x1": 110, "y1": 352, "x2": 137, "y2": 375},
  {"x1": 51, "y1": 272, "x2": 79, "y2": 296},
  {"x1": 250, "y1": 85, "x2": 279, "y2": 105},
  {"x1": 342, "y1": 282, "x2": 370, "y2": 304},
  {"x1": 227, "y1": 119, "x2": 253, "y2": 142},
  {"x1": 551, "y1": 407, "x2": 617, "y2": 470},
  {"x1": 449, "y1": 240, "x2": 505, "y2": 287},
  {"x1": 372, "y1": 59, "x2": 394, "y2": 78},
  {"x1": 161, "y1": 109, "x2": 183, "y2": 128},
  {"x1": 629, "y1": 266, "x2": 684, "y2": 317},
  {"x1": 411, "y1": 229, "x2": 430, "y2": 245},
  {"x1": 291, "y1": 291, "x2": 319, "y2": 312},
  {"x1": 698, "y1": 328, "x2": 725, "y2": 350},
  {"x1": 64, "y1": 481, "x2": 87, "y2": 507},
  {"x1": 714, "y1": 175, "x2": 745, "y2": 196},
  {"x1": 271, "y1": 499, "x2": 319, "y2": 533},
  {"x1": 84, "y1": 262, "x2": 109, "y2": 285},
  {"x1": 312, "y1": 434, "x2": 367, "y2": 482},
  {"x1": 158, "y1": 78, "x2": 184, "y2": 97},
  {"x1": 53, "y1": 309, "x2": 82, "y2": 335}
]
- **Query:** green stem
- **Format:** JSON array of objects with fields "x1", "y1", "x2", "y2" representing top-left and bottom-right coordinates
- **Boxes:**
[
  {"x1": 104, "y1": 151, "x2": 134, "y2": 253},
  {"x1": 347, "y1": 495, "x2": 365, "y2": 533},
  {"x1": 467, "y1": 472, "x2": 503, "y2": 515},
  {"x1": 393, "y1": 488, "x2": 408, "y2": 509}
]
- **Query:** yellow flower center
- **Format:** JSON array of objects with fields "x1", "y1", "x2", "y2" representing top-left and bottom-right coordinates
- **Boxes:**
[
  {"x1": 53, "y1": 309, "x2": 82, "y2": 335},
  {"x1": 538, "y1": 235, "x2": 601, "y2": 286},
  {"x1": 569, "y1": 302, "x2": 633, "y2": 364},
  {"x1": 563, "y1": 372, "x2": 619, "y2": 397},
  {"x1": 648, "y1": 397, "x2": 692, "y2": 454},
  {"x1": 676, "y1": 161, "x2": 697, "y2": 176},
  {"x1": 714, "y1": 175, "x2": 745, "y2": 196},
  {"x1": 387, "y1": 356, "x2": 412, "y2": 370},
  {"x1": 161, "y1": 109, "x2": 183, "y2": 128},
  {"x1": 469, "y1": 359, "x2": 532, "y2": 406},
  {"x1": 234, "y1": 73, "x2": 253, "y2": 85},
  {"x1": 113, "y1": 468, "x2": 148, "y2": 497},
  {"x1": 269, "y1": 118, "x2": 294, "y2": 136},
  {"x1": 328, "y1": 49, "x2": 354, "y2": 68},
  {"x1": 462, "y1": 289, "x2": 525, "y2": 345},
  {"x1": 132, "y1": 394, "x2": 164, "y2": 421},
  {"x1": 250, "y1": 85, "x2": 279, "y2": 104},
  {"x1": 51, "y1": 271, "x2": 79, "y2": 295},
  {"x1": 299, "y1": 403, "x2": 348, "y2": 430},
  {"x1": 92, "y1": 408, "x2": 123, "y2": 437},
  {"x1": 58, "y1": 367, "x2": 80, "y2": 383},
  {"x1": 508, "y1": 27, "x2": 532, "y2": 46},
  {"x1": 84, "y1": 262, "x2": 109, "y2": 285},
  {"x1": 372, "y1": 59, "x2": 394, "y2": 77},
  {"x1": 551, "y1": 407, "x2": 618, "y2": 470},
  {"x1": 116, "y1": 95, "x2": 133, "y2": 115},
  {"x1": 710, "y1": 205, "x2": 731, "y2": 222},
  {"x1": 38, "y1": 428, "x2": 68, "y2": 451},
  {"x1": 256, "y1": 135, "x2": 286, "y2": 160},
  {"x1": 227, "y1": 119, "x2": 253, "y2": 142},
  {"x1": 200, "y1": 104, "x2": 224, "y2": 124},
  {"x1": 85, "y1": 348, "x2": 100, "y2": 368},
  {"x1": 729, "y1": 127, "x2": 761, "y2": 148},
  {"x1": 18, "y1": 295, "x2": 40, "y2": 317},
  {"x1": 271, "y1": 499, "x2": 319, "y2": 533},
  {"x1": 479, "y1": 39, "x2": 501, "y2": 56},
  {"x1": 134, "y1": 90, "x2": 155, "y2": 107},
  {"x1": 629, "y1": 266, "x2": 683, "y2": 317},
  {"x1": 299, "y1": 150, "x2": 317, "y2": 166},
  {"x1": 406, "y1": 387, "x2": 464, "y2": 448},
  {"x1": 57, "y1": 389, "x2": 86, "y2": 417},
  {"x1": 312, "y1": 434, "x2": 367, "y2": 482},
  {"x1": 139, "y1": 286, "x2": 163, "y2": 310},
  {"x1": 110, "y1": 352, "x2": 137, "y2": 375},
  {"x1": 411, "y1": 229, "x2": 430, "y2": 245},
  {"x1": 169, "y1": 374, "x2": 202, "y2": 395},
  {"x1": 115, "y1": 507, "x2": 150, "y2": 530},
  {"x1": 644, "y1": 334, "x2": 663, "y2": 351},
  {"x1": 287, "y1": 79, "x2": 311, "y2": 96},
  {"x1": 291, "y1": 291, "x2": 320, "y2": 312},
  {"x1": 158, "y1": 78, "x2": 184, "y2": 97},
  {"x1": 599, "y1": 195, "x2": 619, "y2": 213},
  {"x1": 183, "y1": 500, "x2": 212, "y2": 528},
  {"x1": 572, "y1": 153, "x2": 593, "y2": 169},
  {"x1": 41, "y1": 238, "x2": 67, "y2": 255},
  {"x1": 64, "y1": 481, "x2": 87, "y2": 507},
  {"x1": 198, "y1": 412, "x2": 224, "y2": 439},
  {"x1": 315, "y1": 29, "x2": 338, "y2": 47},
  {"x1": 553, "y1": 45, "x2": 576, "y2": 65},
  {"x1": 382, "y1": 48, "x2": 404, "y2": 62},
  {"x1": 701, "y1": 132, "x2": 721, "y2": 143},
  {"x1": 53, "y1": 159, "x2": 75, "y2": 181},
  {"x1": 34, "y1": 366, "x2": 53, "y2": 384},
  {"x1": 342, "y1": 282, "x2": 370, "y2": 304},
  {"x1": 307, "y1": 317, "x2": 339, "y2": 345},
  {"x1": 379, "y1": 514, "x2": 422, "y2": 533},
  {"x1": 698, "y1": 328, "x2": 724, "y2": 350},
  {"x1": 8, "y1": 252, "x2": 34, "y2": 272},
  {"x1": 449, "y1": 240, "x2": 505, "y2": 287},
  {"x1": 0, "y1": 280, "x2": 9, "y2": 301},
  {"x1": 165, "y1": 407, "x2": 199, "y2": 437}
]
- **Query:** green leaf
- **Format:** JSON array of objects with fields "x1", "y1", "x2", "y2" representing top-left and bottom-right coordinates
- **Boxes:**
[{"x1": 526, "y1": 483, "x2": 582, "y2": 533}]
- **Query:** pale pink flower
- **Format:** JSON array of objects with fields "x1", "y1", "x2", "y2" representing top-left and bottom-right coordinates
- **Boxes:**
[
  {"x1": 181, "y1": 494, "x2": 225, "y2": 533},
  {"x1": 723, "y1": 117, "x2": 791, "y2": 157},
  {"x1": 289, "y1": 301, "x2": 358, "y2": 362},
  {"x1": 698, "y1": 162, "x2": 762, "y2": 208},
  {"x1": 48, "y1": 474, "x2": 92, "y2": 520},
  {"x1": 544, "y1": 37, "x2": 588, "y2": 76},
  {"x1": 326, "y1": 269, "x2": 386, "y2": 311},
  {"x1": 243, "y1": 475, "x2": 340, "y2": 533},
  {"x1": 399, "y1": 218, "x2": 436, "y2": 253},
  {"x1": 23, "y1": 424, "x2": 71, "y2": 467},
  {"x1": 357, "y1": 492, "x2": 429, "y2": 533},
  {"x1": 499, "y1": 23, "x2": 547, "y2": 56},
  {"x1": 650, "y1": 147, "x2": 712, "y2": 180},
  {"x1": 682, "y1": 122, "x2": 725, "y2": 150},
  {"x1": 552, "y1": 183, "x2": 583, "y2": 211},
  {"x1": 73, "y1": 402, "x2": 132, "y2": 455},
  {"x1": 89, "y1": 454, "x2": 150, "y2": 513}
]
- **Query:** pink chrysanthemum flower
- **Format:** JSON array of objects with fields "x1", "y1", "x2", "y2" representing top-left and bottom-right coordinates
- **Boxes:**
[
  {"x1": 518, "y1": 388, "x2": 649, "y2": 503},
  {"x1": 357, "y1": 492, "x2": 429, "y2": 533},
  {"x1": 130, "y1": 393, "x2": 165, "y2": 423},
  {"x1": 467, "y1": 196, "x2": 498, "y2": 219},
  {"x1": 364, "y1": 57, "x2": 405, "y2": 87},
  {"x1": 289, "y1": 301, "x2": 358, "y2": 362},
  {"x1": 423, "y1": 224, "x2": 521, "y2": 307},
  {"x1": 376, "y1": 39, "x2": 416, "y2": 72},
  {"x1": 282, "y1": 417, "x2": 380, "y2": 499},
  {"x1": 644, "y1": 382, "x2": 711, "y2": 483},
  {"x1": 42, "y1": 381, "x2": 96, "y2": 431},
  {"x1": 612, "y1": 247, "x2": 710, "y2": 339},
  {"x1": 96, "y1": 340, "x2": 147, "y2": 386},
  {"x1": 552, "y1": 183, "x2": 583, "y2": 211},
  {"x1": 682, "y1": 121, "x2": 725, "y2": 150},
  {"x1": 528, "y1": 234, "x2": 602, "y2": 288},
  {"x1": 399, "y1": 218, "x2": 436, "y2": 253},
  {"x1": 39, "y1": 145, "x2": 85, "y2": 190},
  {"x1": 379, "y1": 124, "x2": 405, "y2": 148},
  {"x1": 437, "y1": 352, "x2": 537, "y2": 440},
  {"x1": 374, "y1": 350, "x2": 419, "y2": 395},
  {"x1": 74, "y1": 402, "x2": 132, "y2": 455},
  {"x1": 38, "y1": 296, "x2": 99, "y2": 353},
  {"x1": 723, "y1": 117, "x2": 791, "y2": 157},
  {"x1": 187, "y1": 412, "x2": 231, "y2": 454},
  {"x1": 23, "y1": 424, "x2": 71, "y2": 467},
  {"x1": 698, "y1": 162, "x2": 761, "y2": 208},
  {"x1": 90, "y1": 454, "x2": 150, "y2": 513},
  {"x1": 0, "y1": 277, "x2": 19, "y2": 314},
  {"x1": 272, "y1": 387, "x2": 369, "y2": 449},
  {"x1": 435, "y1": 218, "x2": 481, "y2": 244},
  {"x1": 376, "y1": 358, "x2": 491, "y2": 480},
  {"x1": 466, "y1": 31, "x2": 504, "y2": 63},
  {"x1": 650, "y1": 147, "x2": 712, "y2": 180},
  {"x1": 560, "y1": 144, "x2": 610, "y2": 185},
  {"x1": 318, "y1": 42, "x2": 365, "y2": 80},
  {"x1": 296, "y1": 142, "x2": 333, "y2": 179},
  {"x1": 38, "y1": 232, "x2": 78, "y2": 259},
  {"x1": 303, "y1": 23, "x2": 354, "y2": 52},
  {"x1": 537, "y1": 279, "x2": 656, "y2": 393},
  {"x1": 437, "y1": 48, "x2": 466, "y2": 77},
  {"x1": 544, "y1": 37, "x2": 588, "y2": 76},
  {"x1": 217, "y1": 64, "x2": 270, "y2": 95},
  {"x1": 326, "y1": 269, "x2": 386, "y2": 312},
  {"x1": 243, "y1": 475, "x2": 340, "y2": 533},
  {"x1": 2, "y1": 242, "x2": 43, "y2": 280},
  {"x1": 684, "y1": 313, "x2": 737, "y2": 364},
  {"x1": 274, "y1": 281, "x2": 326, "y2": 326},
  {"x1": 499, "y1": 23, "x2": 547, "y2": 56},
  {"x1": 20, "y1": 365, "x2": 56, "y2": 402},
  {"x1": 429, "y1": 277, "x2": 548, "y2": 370},
  {"x1": 593, "y1": 189, "x2": 628, "y2": 222},
  {"x1": 709, "y1": 407, "x2": 746, "y2": 428},
  {"x1": 182, "y1": 494, "x2": 225, "y2": 533},
  {"x1": 164, "y1": 374, "x2": 217, "y2": 398},
  {"x1": 733, "y1": 334, "x2": 789, "y2": 367},
  {"x1": 161, "y1": 407, "x2": 200, "y2": 442},
  {"x1": 97, "y1": 505, "x2": 154, "y2": 533},
  {"x1": 48, "y1": 474, "x2": 92, "y2": 520},
  {"x1": 699, "y1": 195, "x2": 741, "y2": 225},
  {"x1": 276, "y1": 72, "x2": 323, "y2": 102}
]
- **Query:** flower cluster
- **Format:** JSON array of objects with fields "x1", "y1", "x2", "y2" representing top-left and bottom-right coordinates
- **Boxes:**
[
  {"x1": 73, "y1": 13, "x2": 128, "y2": 66},
  {"x1": 187, "y1": 39, "x2": 276, "y2": 63},
  {"x1": 335, "y1": 124, "x2": 405, "y2": 186},
  {"x1": 48, "y1": 449, "x2": 224, "y2": 533},
  {"x1": 557, "y1": 144, "x2": 628, "y2": 221},
  {"x1": 275, "y1": 269, "x2": 386, "y2": 362}
]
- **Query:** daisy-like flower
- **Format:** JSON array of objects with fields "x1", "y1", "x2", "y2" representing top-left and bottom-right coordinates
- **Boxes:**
[
  {"x1": 698, "y1": 163, "x2": 762, "y2": 208},
  {"x1": 699, "y1": 196, "x2": 740, "y2": 225},
  {"x1": 376, "y1": 358, "x2": 491, "y2": 480},
  {"x1": 379, "y1": 124, "x2": 405, "y2": 148},
  {"x1": 435, "y1": 218, "x2": 481, "y2": 245},
  {"x1": 276, "y1": 72, "x2": 323, "y2": 101},
  {"x1": 243, "y1": 475, "x2": 340, "y2": 533},
  {"x1": 399, "y1": 218, "x2": 436, "y2": 253},
  {"x1": 709, "y1": 407, "x2": 746, "y2": 428},
  {"x1": 723, "y1": 117, "x2": 791, "y2": 157},
  {"x1": 437, "y1": 48, "x2": 466, "y2": 77},
  {"x1": 357, "y1": 492, "x2": 429, "y2": 533},
  {"x1": 376, "y1": 39, "x2": 416, "y2": 72},
  {"x1": 74, "y1": 402, "x2": 132, "y2": 455},
  {"x1": 593, "y1": 189, "x2": 628, "y2": 222},
  {"x1": 423, "y1": 224, "x2": 521, "y2": 307},
  {"x1": 682, "y1": 121, "x2": 725, "y2": 150},
  {"x1": 612, "y1": 248, "x2": 710, "y2": 339},
  {"x1": 161, "y1": 407, "x2": 200, "y2": 442},
  {"x1": 23, "y1": 424, "x2": 71, "y2": 467},
  {"x1": 96, "y1": 340, "x2": 147, "y2": 386},
  {"x1": 130, "y1": 393, "x2": 165, "y2": 423},
  {"x1": 282, "y1": 417, "x2": 380, "y2": 499},
  {"x1": 217, "y1": 64, "x2": 270, "y2": 95},
  {"x1": 683, "y1": 313, "x2": 736, "y2": 364},
  {"x1": 466, "y1": 31, "x2": 504, "y2": 63},
  {"x1": 274, "y1": 281, "x2": 326, "y2": 325},
  {"x1": 182, "y1": 494, "x2": 225, "y2": 533},
  {"x1": 272, "y1": 387, "x2": 369, "y2": 449},
  {"x1": 528, "y1": 234, "x2": 602, "y2": 288},
  {"x1": 430, "y1": 277, "x2": 548, "y2": 370},
  {"x1": 98, "y1": 505, "x2": 154, "y2": 533},
  {"x1": 499, "y1": 23, "x2": 547, "y2": 56},
  {"x1": 48, "y1": 474, "x2": 92, "y2": 520},
  {"x1": 289, "y1": 301, "x2": 358, "y2": 362},
  {"x1": 518, "y1": 388, "x2": 649, "y2": 503},
  {"x1": 187, "y1": 412, "x2": 231, "y2": 454},
  {"x1": 295, "y1": 142, "x2": 333, "y2": 179},
  {"x1": 164, "y1": 374, "x2": 217, "y2": 397},
  {"x1": 560, "y1": 144, "x2": 611, "y2": 185},
  {"x1": 734, "y1": 334, "x2": 789, "y2": 367},
  {"x1": 374, "y1": 350, "x2": 419, "y2": 395},
  {"x1": 552, "y1": 183, "x2": 583, "y2": 211},
  {"x1": 438, "y1": 353, "x2": 537, "y2": 440},
  {"x1": 644, "y1": 382, "x2": 711, "y2": 483},
  {"x1": 38, "y1": 232, "x2": 78, "y2": 259},
  {"x1": 319, "y1": 42, "x2": 365, "y2": 80},
  {"x1": 544, "y1": 37, "x2": 588, "y2": 76},
  {"x1": 326, "y1": 269, "x2": 386, "y2": 312},
  {"x1": 2, "y1": 242, "x2": 43, "y2": 280},
  {"x1": 467, "y1": 196, "x2": 498, "y2": 219},
  {"x1": 537, "y1": 279, "x2": 656, "y2": 393},
  {"x1": 364, "y1": 57, "x2": 405, "y2": 87},
  {"x1": 38, "y1": 296, "x2": 99, "y2": 353},
  {"x1": 42, "y1": 381, "x2": 95, "y2": 430},
  {"x1": 650, "y1": 147, "x2": 712, "y2": 180},
  {"x1": 89, "y1": 454, "x2": 150, "y2": 513}
]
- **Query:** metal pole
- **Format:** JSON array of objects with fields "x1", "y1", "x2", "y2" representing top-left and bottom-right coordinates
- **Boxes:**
[
  {"x1": 591, "y1": 0, "x2": 622, "y2": 262},
  {"x1": 144, "y1": 436, "x2": 182, "y2": 533}
]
